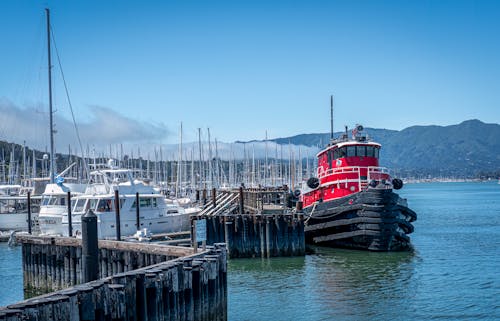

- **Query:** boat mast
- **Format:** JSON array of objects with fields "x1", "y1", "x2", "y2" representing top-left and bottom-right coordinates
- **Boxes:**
[
  {"x1": 330, "y1": 95, "x2": 334, "y2": 140},
  {"x1": 198, "y1": 128, "x2": 203, "y2": 189},
  {"x1": 46, "y1": 8, "x2": 56, "y2": 183},
  {"x1": 176, "y1": 122, "x2": 183, "y2": 197},
  {"x1": 264, "y1": 131, "x2": 268, "y2": 187}
]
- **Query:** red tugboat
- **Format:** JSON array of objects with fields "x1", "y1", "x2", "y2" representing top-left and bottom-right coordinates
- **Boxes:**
[{"x1": 301, "y1": 124, "x2": 417, "y2": 251}]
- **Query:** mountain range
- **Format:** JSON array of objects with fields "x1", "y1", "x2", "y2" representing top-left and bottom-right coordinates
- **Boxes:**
[
  {"x1": 265, "y1": 119, "x2": 500, "y2": 178},
  {"x1": 1, "y1": 119, "x2": 499, "y2": 179}
]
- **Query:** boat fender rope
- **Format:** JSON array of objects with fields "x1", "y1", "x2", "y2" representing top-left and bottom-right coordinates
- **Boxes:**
[
  {"x1": 8, "y1": 231, "x2": 17, "y2": 247},
  {"x1": 305, "y1": 202, "x2": 319, "y2": 224}
]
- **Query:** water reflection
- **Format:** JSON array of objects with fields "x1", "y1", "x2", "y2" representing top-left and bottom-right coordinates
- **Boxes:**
[
  {"x1": 228, "y1": 247, "x2": 418, "y2": 321},
  {"x1": 304, "y1": 246, "x2": 418, "y2": 320}
]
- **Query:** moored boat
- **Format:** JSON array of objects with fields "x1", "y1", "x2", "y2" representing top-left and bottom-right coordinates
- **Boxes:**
[
  {"x1": 301, "y1": 124, "x2": 416, "y2": 251},
  {"x1": 0, "y1": 178, "x2": 48, "y2": 232},
  {"x1": 39, "y1": 162, "x2": 191, "y2": 238}
]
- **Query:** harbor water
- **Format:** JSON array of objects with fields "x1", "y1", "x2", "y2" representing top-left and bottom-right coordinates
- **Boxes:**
[{"x1": 1, "y1": 182, "x2": 500, "y2": 320}]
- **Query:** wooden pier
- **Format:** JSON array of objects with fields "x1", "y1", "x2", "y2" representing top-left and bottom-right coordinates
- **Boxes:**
[
  {"x1": 1, "y1": 234, "x2": 227, "y2": 320},
  {"x1": 192, "y1": 187, "x2": 305, "y2": 258}
]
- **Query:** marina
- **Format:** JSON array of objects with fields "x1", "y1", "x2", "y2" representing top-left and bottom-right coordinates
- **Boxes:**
[
  {"x1": 1, "y1": 182, "x2": 499, "y2": 319},
  {"x1": 1, "y1": 1, "x2": 499, "y2": 320}
]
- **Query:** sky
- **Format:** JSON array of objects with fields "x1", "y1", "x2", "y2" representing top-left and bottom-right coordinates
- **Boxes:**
[{"x1": 0, "y1": 0, "x2": 499, "y2": 154}]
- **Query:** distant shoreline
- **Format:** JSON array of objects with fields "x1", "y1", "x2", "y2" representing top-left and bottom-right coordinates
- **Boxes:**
[{"x1": 403, "y1": 178, "x2": 499, "y2": 184}]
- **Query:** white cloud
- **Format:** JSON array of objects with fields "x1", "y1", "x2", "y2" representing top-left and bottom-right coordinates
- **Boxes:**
[
  {"x1": 0, "y1": 99, "x2": 169, "y2": 153},
  {"x1": 0, "y1": 98, "x2": 319, "y2": 161}
]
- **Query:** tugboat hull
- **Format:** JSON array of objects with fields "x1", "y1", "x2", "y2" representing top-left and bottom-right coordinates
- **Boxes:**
[{"x1": 303, "y1": 188, "x2": 416, "y2": 251}]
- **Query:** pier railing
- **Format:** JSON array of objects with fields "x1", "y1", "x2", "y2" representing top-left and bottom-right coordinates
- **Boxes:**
[
  {"x1": 241, "y1": 186, "x2": 290, "y2": 214},
  {"x1": 197, "y1": 186, "x2": 291, "y2": 216}
]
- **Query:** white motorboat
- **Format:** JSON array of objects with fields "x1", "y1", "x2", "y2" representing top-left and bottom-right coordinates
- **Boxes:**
[
  {"x1": 37, "y1": 180, "x2": 87, "y2": 235},
  {"x1": 40, "y1": 163, "x2": 190, "y2": 239},
  {"x1": 0, "y1": 179, "x2": 47, "y2": 232}
]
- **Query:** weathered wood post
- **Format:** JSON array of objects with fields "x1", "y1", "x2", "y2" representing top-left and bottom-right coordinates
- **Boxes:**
[
  {"x1": 296, "y1": 200, "x2": 303, "y2": 211},
  {"x1": 193, "y1": 219, "x2": 198, "y2": 253},
  {"x1": 239, "y1": 186, "x2": 244, "y2": 214},
  {"x1": 114, "y1": 189, "x2": 121, "y2": 241},
  {"x1": 135, "y1": 192, "x2": 140, "y2": 231},
  {"x1": 67, "y1": 192, "x2": 72, "y2": 237},
  {"x1": 202, "y1": 189, "x2": 207, "y2": 205},
  {"x1": 196, "y1": 190, "x2": 200, "y2": 202},
  {"x1": 82, "y1": 210, "x2": 99, "y2": 283},
  {"x1": 266, "y1": 217, "x2": 271, "y2": 258},
  {"x1": 27, "y1": 191, "x2": 32, "y2": 234},
  {"x1": 212, "y1": 188, "x2": 217, "y2": 208}
]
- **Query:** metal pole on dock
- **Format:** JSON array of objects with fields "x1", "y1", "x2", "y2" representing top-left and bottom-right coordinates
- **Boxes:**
[
  {"x1": 82, "y1": 209, "x2": 99, "y2": 283},
  {"x1": 114, "y1": 189, "x2": 121, "y2": 241},
  {"x1": 27, "y1": 191, "x2": 32, "y2": 234},
  {"x1": 67, "y1": 192, "x2": 72, "y2": 237},
  {"x1": 135, "y1": 192, "x2": 140, "y2": 230}
]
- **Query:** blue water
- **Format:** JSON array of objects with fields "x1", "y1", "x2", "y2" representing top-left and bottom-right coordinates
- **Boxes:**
[
  {"x1": 0, "y1": 241, "x2": 23, "y2": 306},
  {"x1": 1, "y1": 182, "x2": 499, "y2": 320},
  {"x1": 228, "y1": 182, "x2": 500, "y2": 320}
]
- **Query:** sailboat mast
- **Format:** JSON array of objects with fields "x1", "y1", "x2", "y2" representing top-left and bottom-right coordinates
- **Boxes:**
[
  {"x1": 330, "y1": 95, "x2": 334, "y2": 140},
  {"x1": 198, "y1": 128, "x2": 203, "y2": 189},
  {"x1": 46, "y1": 8, "x2": 55, "y2": 183}
]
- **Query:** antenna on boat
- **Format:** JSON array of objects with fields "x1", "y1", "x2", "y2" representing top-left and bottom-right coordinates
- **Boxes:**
[
  {"x1": 330, "y1": 95, "x2": 334, "y2": 140},
  {"x1": 46, "y1": 8, "x2": 55, "y2": 184}
]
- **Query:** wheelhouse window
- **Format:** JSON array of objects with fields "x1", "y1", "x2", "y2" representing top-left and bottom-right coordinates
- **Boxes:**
[
  {"x1": 356, "y1": 146, "x2": 366, "y2": 157},
  {"x1": 73, "y1": 199, "x2": 88, "y2": 212},
  {"x1": 333, "y1": 145, "x2": 379, "y2": 159},
  {"x1": 132, "y1": 197, "x2": 153, "y2": 208},
  {"x1": 97, "y1": 199, "x2": 112, "y2": 212},
  {"x1": 366, "y1": 146, "x2": 374, "y2": 157},
  {"x1": 140, "y1": 198, "x2": 152, "y2": 208},
  {"x1": 42, "y1": 196, "x2": 51, "y2": 206},
  {"x1": 333, "y1": 147, "x2": 346, "y2": 159},
  {"x1": 89, "y1": 199, "x2": 99, "y2": 211}
]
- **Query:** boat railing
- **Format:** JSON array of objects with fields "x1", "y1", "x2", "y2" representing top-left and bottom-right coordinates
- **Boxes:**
[
  {"x1": 318, "y1": 166, "x2": 361, "y2": 179},
  {"x1": 367, "y1": 167, "x2": 390, "y2": 181},
  {"x1": 318, "y1": 166, "x2": 391, "y2": 191}
]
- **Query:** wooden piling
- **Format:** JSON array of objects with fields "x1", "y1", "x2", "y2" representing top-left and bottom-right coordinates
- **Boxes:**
[
  {"x1": 82, "y1": 210, "x2": 99, "y2": 283},
  {"x1": 27, "y1": 191, "x2": 32, "y2": 235},
  {"x1": 114, "y1": 189, "x2": 121, "y2": 241},
  {"x1": 11, "y1": 235, "x2": 228, "y2": 321},
  {"x1": 67, "y1": 192, "x2": 72, "y2": 237},
  {"x1": 136, "y1": 192, "x2": 140, "y2": 230},
  {"x1": 212, "y1": 188, "x2": 217, "y2": 208}
]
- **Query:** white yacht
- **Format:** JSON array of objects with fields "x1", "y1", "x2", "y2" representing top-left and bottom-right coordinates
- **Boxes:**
[
  {"x1": 40, "y1": 162, "x2": 190, "y2": 239},
  {"x1": 0, "y1": 179, "x2": 47, "y2": 232},
  {"x1": 0, "y1": 194, "x2": 36, "y2": 231},
  {"x1": 38, "y1": 180, "x2": 87, "y2": 235}
]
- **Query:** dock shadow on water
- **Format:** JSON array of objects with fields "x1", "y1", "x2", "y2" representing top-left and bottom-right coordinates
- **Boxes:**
[
  {"x1": 228, "y1": 246, "x2": 417, "y2": 321},
  {"x1": 0, "y1": 243, "x2": 23, "y2": 307}
]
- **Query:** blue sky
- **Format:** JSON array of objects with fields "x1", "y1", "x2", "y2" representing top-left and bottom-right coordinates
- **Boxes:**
[{"x1": 1, "y1": 0, "x2": 499, "y2": 150}]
